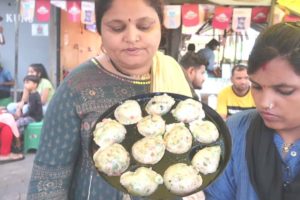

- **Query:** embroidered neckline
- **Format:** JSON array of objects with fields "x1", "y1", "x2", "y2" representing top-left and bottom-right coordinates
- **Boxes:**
[{"x1": 91, "y1": 58, "x2": 151, "y2": 85}]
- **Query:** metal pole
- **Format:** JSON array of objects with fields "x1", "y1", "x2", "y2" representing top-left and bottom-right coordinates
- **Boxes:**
[{"x1": 14, "y1": 0, "x2": 20, "y2": 101}]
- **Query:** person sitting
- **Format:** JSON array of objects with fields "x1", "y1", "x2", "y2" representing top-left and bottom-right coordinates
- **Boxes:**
[
  {"x1": 0, "y1": 110, "x2": 24, "y2": 164},
  {"x1": 216, "y1": 64, "x2": 255, "y2": 120},
  {"x1": 15, "y1": 75, "x2": 43, "y2": 133},
  {"x1": 180, "y1": 52, "x2": 208, "y2": 100},
  {"x1": 197, "y1": 39, "x2": 220, "y2": 77},
  {"x1": 0, "y1": 64, "x2": 14, "y2": 105},
  {"x1": 7, "y1": 63, "x2": 54, "y2": 116}
]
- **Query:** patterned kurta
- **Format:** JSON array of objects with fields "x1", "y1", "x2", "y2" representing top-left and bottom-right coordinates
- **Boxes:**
[{"x1": 27, "y1": 58, "x2": 150, "y2": 200}]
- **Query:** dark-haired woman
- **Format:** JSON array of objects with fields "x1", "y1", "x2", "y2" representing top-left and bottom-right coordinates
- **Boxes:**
[
  {"x1": 27, "y1": 0, "x2": 195, "y2": 199},
  {"x1": 205, "y1": 22, "x2": 300, "y2": 200}
]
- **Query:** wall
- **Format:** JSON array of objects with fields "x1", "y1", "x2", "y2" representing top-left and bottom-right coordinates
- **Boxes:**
[
  {"x1": 0, "y1": 0, "x2": 56, "y2": 95},
  {"x1": 60, "y1": 9, "x2": 101, "y2": 75}
]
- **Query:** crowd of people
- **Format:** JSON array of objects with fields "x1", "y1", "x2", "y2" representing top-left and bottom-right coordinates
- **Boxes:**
[
  {"x1": 0, "y1": 63, "x2": 54, "y2": 163},
  {"x1": 0, "y1": 0, "x2": 299, "y2": 199}
]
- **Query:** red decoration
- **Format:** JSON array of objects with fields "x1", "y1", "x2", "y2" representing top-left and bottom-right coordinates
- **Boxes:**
[
  {"x1": 67, "y1": 1, "x2": 81, "y2": 22},
  {"x1": 284, "y1": 15, "x2": 300, "y2": 22},
  {"x1": 36, "y1": 0, "x2": 51, "y2": 22},
  {"x1": 251, "y1": 7, "x2": 270, "y2": 23},
  {"x1": 212, "y1": 7, "x2": 233, "y2": 30},
  {"x1": 182, "y1": 4, "x2": 199, "y2": 27}
]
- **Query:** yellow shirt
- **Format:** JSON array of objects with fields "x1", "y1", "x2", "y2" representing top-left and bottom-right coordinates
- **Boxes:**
[{"x1": 216, "y1": 85, "x2": 255, "y2": 118}]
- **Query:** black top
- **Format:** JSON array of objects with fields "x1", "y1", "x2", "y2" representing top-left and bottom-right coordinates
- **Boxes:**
[{"x1": 24, "y1": 91, "x2": 43, "y2": 121}]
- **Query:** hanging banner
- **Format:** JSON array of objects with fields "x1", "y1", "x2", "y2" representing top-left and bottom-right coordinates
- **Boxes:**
[
  {"x1": 50, "y1": 0, "x2": 66, "y2": 11},
  {"x1": 67, "y1": 1, "x2": 81, "y2": 23},
  {"x1": 20, "y1": 0, "x2": 35, "y2": 22},
  {"x1": 81, "y1": 1, "x2": 95, "y2": 25},
  {"x1": 182, "y1": 4, "x2": 206, "y2": 35},
  {"x1": 208, "y1": 0, "x2": 271, "y2": 6},
  {"x1": 212, "y1": 7, "x2": 233, "y2": 30},
  {"x1": 278, "y1": 0, "x2": 300, "y2": 16},
  {"x1": 232, "y1": 8, "x2": 252, "y2": 32},
  {"x1": 182, "y1": 4, "x2": 199, "y2": 27},
  {"x1": 163, "y1": 5, "x2": 181, "y2": 29},
  {"x1": 251, "y1": 7, "x2": 269, "y2": 23},
  {"x1": 35, "y1": 0, "x2": 50, "y2": 22}
]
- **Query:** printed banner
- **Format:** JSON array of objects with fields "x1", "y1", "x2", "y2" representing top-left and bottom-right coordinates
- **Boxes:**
[
  {"x1": 50, "y1": 0, "x2": 66, "y2": 11},
  {"x1": 232, "y1": 8, "x2": 252, "y2": 32},
  {"x1": 251, "y1": 7, "x2": 270, "y2": 23},
  {"x1": 182, "y1": 4, "x2": 206, "y2": 35},
  {"x1": 32, "y1": 23, "x2": 49, "y2": 36},
  {"x1": 35, "y1": 0, "x2": 51, "y2": 22},
  {"x1": 81, "y1": 1, "x2": 95, "y2": 25},
  {"x1": 182, "y1": 4, "x2": 199, "y2": 27},
  {"x1": 212, "y1": 7, "x2": 233, "y2": 30},
  {"x1": 163, "y1": 5, "x2": 181, "y2": 29},
  {"x1": 20, "y1": 0, "x2": 35, "y2": 22},
  {"x1": 67, "y1": 1, "x2": 81, "y2": 22}
]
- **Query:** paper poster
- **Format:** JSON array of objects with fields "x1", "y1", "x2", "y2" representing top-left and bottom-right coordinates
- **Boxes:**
[
  {"x1": 67, "y1": 1, "x2": 81, "y2": 22},
  {"x1": 232, "y1": 8, "x2": 252, "y2": 32},
  {"x1": 81, "y1": 1, "x2": 95, "y2": 25},
  {"x1": 163, "y1": 5, "x2": 181, "y2": 29},
  {"x1": 35, "y1": 0, "x2": 51, "y2": 22},
  {"x1": 182, "y1": 4, "x2": 206, "y2": 35},
  {"x1": 20, "y1": 0, "x2": 35, "y2": 22},
  {"x1": 212, "y1": 7, "x2": 233, "y2": 30},
  {"x1": 32, "y1": 23, "x2": 49, "y2": 36},
  {"x1": 182, "y1": 4, "x2": 199, "y2": 27},
  {"x1": 251, "y1": 7, "x2": 270, "y2": 23}
]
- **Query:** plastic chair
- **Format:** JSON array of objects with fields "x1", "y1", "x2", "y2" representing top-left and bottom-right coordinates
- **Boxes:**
[{"x1": 23, "y1": 121, "x2": 43, "y2": 153}]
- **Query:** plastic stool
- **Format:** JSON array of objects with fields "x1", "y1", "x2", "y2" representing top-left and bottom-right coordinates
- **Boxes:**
[{"x1": 24, "y1": 121, "x2": 43, "y2": 153}]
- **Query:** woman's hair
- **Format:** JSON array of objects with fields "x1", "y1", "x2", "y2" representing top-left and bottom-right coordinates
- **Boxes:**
[
  {"x1": 248, "y1": 22, "x2": 300, "y2": 75},
  {"x1": 94, "y1": 0, "x2": 165, "y2": 35},
  {"x1": 29, "y1": 63, "x2": 49, "y2": 80}
]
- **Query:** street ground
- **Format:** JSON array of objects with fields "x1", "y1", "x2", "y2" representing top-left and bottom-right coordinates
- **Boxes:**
[{"x1": 0, "y1": 152, "x2": 35, "y2": 200}]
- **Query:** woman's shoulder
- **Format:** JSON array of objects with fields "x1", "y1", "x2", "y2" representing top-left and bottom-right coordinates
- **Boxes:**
[{"x1": 226, "y1": 109, "x2": 257, "y2": 140}]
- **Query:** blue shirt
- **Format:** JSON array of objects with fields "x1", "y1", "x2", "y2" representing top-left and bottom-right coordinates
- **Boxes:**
[
  {"x1": 197, "y1": 47, "x2": 215, "y2": 72},
  {"x1": 205, "y1": 109, "x2": 300, "y2": 200},
  {"x1": 0, "y1": 68, "x2": 13, "y2": 91}
]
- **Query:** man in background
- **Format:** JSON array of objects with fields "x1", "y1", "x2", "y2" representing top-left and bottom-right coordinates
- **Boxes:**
[
  {"x1": 197, "y1": 39, "x2": 220, "y2": 77},
  {"x1": 180, "y1": 51, "x2": 208, "y2": 100},
  {"x1": 0, "y1": 64, "x2": 14, "y2": 103},
  {"x1": 216, "y1": 64, "x2": 255, "y2": 120}
]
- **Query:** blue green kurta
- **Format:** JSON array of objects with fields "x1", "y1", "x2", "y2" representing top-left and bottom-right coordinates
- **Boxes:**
[{"x1": 27, "y1": 58, "x2": 150, "y2": 200}]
